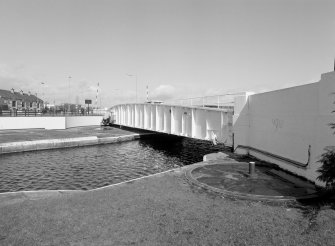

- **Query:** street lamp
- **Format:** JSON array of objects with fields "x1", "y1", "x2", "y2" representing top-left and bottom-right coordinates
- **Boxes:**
[
  {"x1": 126, "y1": 73, "x2": 137, "y2": 103},
  {"x1": 41, "y1": 82, "x2": 45, "y2": 110},
  {"x1": 68, "y1": 76, "x2": 72, "y2": 113}
]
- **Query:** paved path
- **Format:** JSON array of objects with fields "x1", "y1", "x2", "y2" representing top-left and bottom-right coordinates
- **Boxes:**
[
  {"x1": 0, "y1": 162, "x2": 334, "y2": 246},
  {"x1": 0, "y1": 126, "x2": 141, "y2": 144},
  {"x1": 0, "y1": 126, "x2": 153, "y2": 154}
]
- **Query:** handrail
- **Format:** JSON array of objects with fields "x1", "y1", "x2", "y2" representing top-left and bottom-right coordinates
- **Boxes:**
[
  {"x1": 166, "y1": 92, "x2": 247, "y2": 102},
  {"x1": 164, "y1": 93, "x2": 245, "y2": 109},
  {"x1": 234, "y1": 144, "x2": 311, "y2": 168}
]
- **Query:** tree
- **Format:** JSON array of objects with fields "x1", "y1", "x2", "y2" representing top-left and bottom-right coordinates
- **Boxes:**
[{"x1": 317, "y1": 97, "x2": 335, "y2": 191}]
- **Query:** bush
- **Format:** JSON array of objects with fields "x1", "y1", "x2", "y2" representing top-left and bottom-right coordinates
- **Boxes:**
[
  {"x1": 317, "y1": 99, "x2": 335, "y2": 191},
  {"x1": 318, "y1": 147, "x2": 335, "y2": 190}
]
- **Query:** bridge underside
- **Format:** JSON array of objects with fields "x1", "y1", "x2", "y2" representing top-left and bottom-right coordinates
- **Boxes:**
[{"x1": 112, "y1": 104, "x2": 234, "y2": 146}]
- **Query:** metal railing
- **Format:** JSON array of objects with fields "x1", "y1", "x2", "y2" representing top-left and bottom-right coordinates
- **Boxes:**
[
  {"x1": 0, "y1": 109, "x2": 105, "y2": 117},
  {"x1": 164, "y1": 92, "x2": 246, "y2": 110}
]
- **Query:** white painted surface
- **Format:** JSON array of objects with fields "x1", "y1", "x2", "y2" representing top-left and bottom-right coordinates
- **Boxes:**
[
  {"x1": 234, "y1": 71, "x2": 335, "y2": 184},
  {"x1": 111, "y1": 103, "x2": 233, "y2": 145},
  {"x1": 0, "y1": 116, "x2": 103, "y2": 130},
  {"x1": 65, "y1": 116, "x2": 103, "y2": 128},
  {"x1": 0, "y1": 117, "x2": 66, "y2": 130}
]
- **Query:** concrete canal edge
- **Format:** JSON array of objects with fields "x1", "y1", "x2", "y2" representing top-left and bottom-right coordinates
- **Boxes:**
[
  {"x1": 0, "y1": 155, "x2": 323, "y2": 205},
  {"x1": 0, "y1": 133, "x2": 152, "y2": 155},
  {"x1": 0, "y1": 165, "x2": 190, "y2": 201}
]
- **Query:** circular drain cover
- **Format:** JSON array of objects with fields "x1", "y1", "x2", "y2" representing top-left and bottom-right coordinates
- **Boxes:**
[{"x1": 186, "y1": 163, "x2": 319, "y2": 201}]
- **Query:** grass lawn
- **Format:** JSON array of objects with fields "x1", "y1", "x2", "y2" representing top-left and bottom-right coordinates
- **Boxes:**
[{"x1": 0, "y1": 168, "x2": 334, "y2": 246}]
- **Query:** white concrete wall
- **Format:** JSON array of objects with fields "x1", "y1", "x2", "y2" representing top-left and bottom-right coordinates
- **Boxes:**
[
  {"x1": 234, "y1": 71, "x2": 335, "y2": 185},
  {"x1": 65, "y1": 116, "x2": 103, "y2": 128},
  {"x1": 0, "y1": 116, "x2": 103, "y2": 130},
  {"x1": 0, "y1": 117, "x2": 66, "y2": 130}
]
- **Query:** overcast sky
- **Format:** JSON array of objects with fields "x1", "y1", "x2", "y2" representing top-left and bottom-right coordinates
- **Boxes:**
[{"x1": 0, "y1": 0, "x2": 334, "y2": 106}]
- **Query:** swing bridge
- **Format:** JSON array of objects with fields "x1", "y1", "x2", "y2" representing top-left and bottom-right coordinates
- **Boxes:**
[{"x1": 110, "y1": 93, "x2": 249, "y2": 146}]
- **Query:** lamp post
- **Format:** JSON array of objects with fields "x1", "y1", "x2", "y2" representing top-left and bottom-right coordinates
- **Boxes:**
[
  {"x1": 68, "y1": 76, "x2": 72, "y2": 113},
  {"x1": 41, "y1": 82, "x2": 46, "y2": 111},
  {"x1": 126, "y1": 74, "x2": 137, "y2": 103}
]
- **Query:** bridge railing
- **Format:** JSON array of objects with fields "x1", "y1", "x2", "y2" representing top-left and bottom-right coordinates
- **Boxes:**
[{"x1": 164, "y1": 92, "x2": 246, "y2": 111}]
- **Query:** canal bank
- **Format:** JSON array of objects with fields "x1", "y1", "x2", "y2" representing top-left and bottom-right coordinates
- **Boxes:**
[
  {"x1": 0, "y1": 158, "x2": 334, "y2": 246},
  {"x1": 0, "y1": 126, "x2": 154, "y2": 154}
]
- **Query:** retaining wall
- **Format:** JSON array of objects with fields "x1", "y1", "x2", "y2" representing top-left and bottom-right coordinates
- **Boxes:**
[
  {"x1": 234, "y1": 71, "x2": 335, "y2": 185},
  {"x1": 0, "y1": 116, "x2": 103, "y2": 130},
  {"x1": 0, "y1": 134, "x2": 142, "y2": 155}
]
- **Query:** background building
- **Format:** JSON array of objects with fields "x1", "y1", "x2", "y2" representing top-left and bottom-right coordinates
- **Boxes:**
[{"x1": 0, "y1": 89, "x2": 43, "y2": 112}]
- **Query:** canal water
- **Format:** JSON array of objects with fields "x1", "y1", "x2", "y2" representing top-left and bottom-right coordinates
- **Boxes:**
[{"x1": 0, "y1": 135, "x2": 224, "y2": 193}]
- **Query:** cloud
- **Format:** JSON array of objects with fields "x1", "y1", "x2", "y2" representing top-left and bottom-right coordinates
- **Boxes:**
[
  {"x1": 151, "y1": 84, "x2": 176, "y2": 101},
  {"x1": 0, "y1": 63, "x2": 43, "y2": 93}
]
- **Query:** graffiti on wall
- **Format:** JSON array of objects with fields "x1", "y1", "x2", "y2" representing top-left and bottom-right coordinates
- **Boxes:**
[{"x1": 272, "y1": 118, "x2": 284, "y2": 130}]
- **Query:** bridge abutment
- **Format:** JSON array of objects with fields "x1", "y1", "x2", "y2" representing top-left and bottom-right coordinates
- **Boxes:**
[{"x1": 111, "y1": 71, "x2": 335, "y2": 185}]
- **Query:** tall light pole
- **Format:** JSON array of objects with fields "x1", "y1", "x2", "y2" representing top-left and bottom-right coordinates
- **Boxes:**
[
  {"x1": 68, "y1": 76, "x2": 72, "y2": 113},
  {"x1": 95, "y1": 82, "x2": 100, "y2": 109},
  {"x1": 146, "y1": 85, "x2": 149, "y2": 102},
  {"x1": 126, "y1": 74, "x2": 137, "y2": 103},
  {"x1": 41, "y1": 82, "x2": 45, "y2": 109}
]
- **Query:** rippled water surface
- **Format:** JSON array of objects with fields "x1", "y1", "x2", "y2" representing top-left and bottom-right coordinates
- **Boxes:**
[{"x1": 0, "y1": 135, "x2": 224, "y2": 192}]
